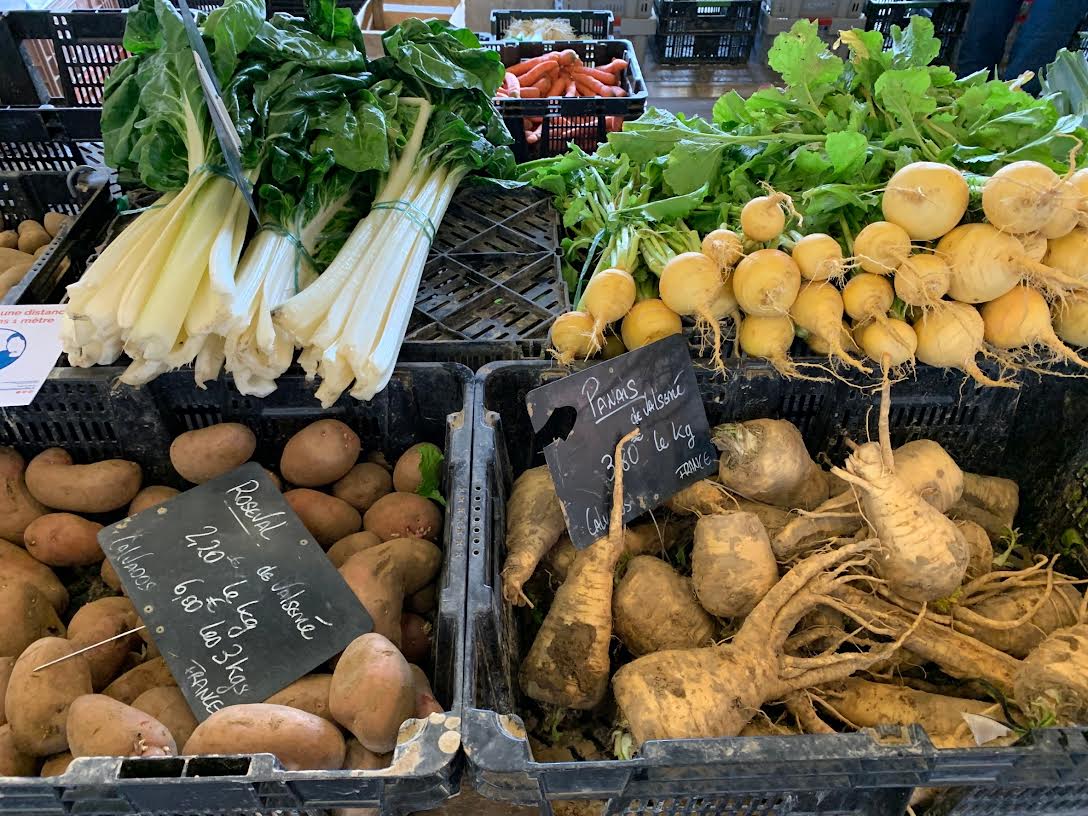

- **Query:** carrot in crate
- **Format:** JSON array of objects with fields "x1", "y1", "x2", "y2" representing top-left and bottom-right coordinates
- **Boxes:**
[
  {"x1": 574, "y1": 66, "x2": 619, "y2": 86},
  {"x1": 520, "y1": 60, "x2": 559, "y2": 87},
  {"x1": 601, "y1": 57, "x2": 628, "y2": 74},
  {"x1": 519, "y1": 87, "x2": 541, "y2": 98},
  {"x1": 507, "y1": 52, "x2": 560, "y2": 77},
  {"x1": 565, "y1": 79, "x2": 577, "y2": 97},
  {"x1": 546, "y1": 74, "x2": 567, "y2": 97},
  {"x1": 504, "y1": 72, "x2": 520, "y2": 97}
]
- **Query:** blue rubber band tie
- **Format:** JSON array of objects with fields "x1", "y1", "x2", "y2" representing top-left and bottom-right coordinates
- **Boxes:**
[{"x1": 371, "y1": 199, "x2": 437, "y2": 245}]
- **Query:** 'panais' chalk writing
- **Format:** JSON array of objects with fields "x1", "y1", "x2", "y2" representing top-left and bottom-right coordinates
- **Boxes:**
[{"x1": 583, "y1": 376, "x2": 641, "y2": 423}]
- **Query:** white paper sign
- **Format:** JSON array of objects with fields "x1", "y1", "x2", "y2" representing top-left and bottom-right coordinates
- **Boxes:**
[{"x1": 0, "y1": 305, "x2": 65, "y2": 406}]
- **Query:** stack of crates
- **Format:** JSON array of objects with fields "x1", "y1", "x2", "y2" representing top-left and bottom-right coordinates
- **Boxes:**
[
  {"x1": 654, "y1": 0, "x2": 760, "y2": 64},
  {"x1": 755, "y1": 0, "x2": 866, "y2": 65},
  {"x1": 553, "y1": 0, "x2": 657, "y2": 66}
]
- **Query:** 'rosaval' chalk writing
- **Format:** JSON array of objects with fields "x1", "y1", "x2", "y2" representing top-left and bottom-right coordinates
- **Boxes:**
[{"x1": 224, "y1": 479, "x2": 288, "y2": 540}]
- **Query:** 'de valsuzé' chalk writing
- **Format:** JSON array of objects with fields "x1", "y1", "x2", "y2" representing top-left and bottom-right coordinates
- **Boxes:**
[{"x1": 99, "y1": 463, "x2": 371, "y2": 720}]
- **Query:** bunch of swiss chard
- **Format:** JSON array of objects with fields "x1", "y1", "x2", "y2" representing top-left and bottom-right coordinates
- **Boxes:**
[{"x1": 64, "y1": 0, "x2": 513, "y2": 404}]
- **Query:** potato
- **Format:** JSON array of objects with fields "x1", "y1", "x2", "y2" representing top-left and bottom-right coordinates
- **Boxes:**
[
  {"x1": 0, "y1": 657, "x2": 14, "y2": 726},
  {"x1": 265, "y1": 674, "x2": 333, "y2": 722},
  {"x1": 409, "y1": 664, "x2": 443, "y2": 718},
  {"x1": 43, "y1": 212, "x2": 70, "y2": 238},
  {"x1": 16, "y1": 223, "x2": 50, "y2": 255},
  {"x1": 0, "y1": 724, "x2": 36, "y2": 776},
  {"x1": 67, "y1": 597, "x2": 141, "y2": 690},
  {"x1": 333, "y1": 463, "x2": 393, "y2": 513},
  {"x1": 103, "y1": 657, "x2": 175, "y2": 705},
  {"x1": 170, "y1": 423, "x2": 257, "y2": 484},
  {"x1": 184, "y1": 704, "x2": 345, "y2": 771},
  {"x1": 284, "y1": 489, "x2": 361, "y2": 548},
  {"x1": 100, "y1": 559, "x2": 122, "y2": 593},
  {"x1": 409, "y1": 584, "x2": 436, "y2": 615},
  {"x1": 363, "y1": 493, "x2": 443, "y2": 543},
  {"x1": 327, "y1": 531, "x2": 382, "y2": 569},
  {"x1": 330, "y1": 633, "x2": 416, "y2": 754},
  {"x1": 392, "y1": 443, "x2": 442, "y2": 494},
  {"x1": 40, "y1": 751, "x2": 72, "y2": 777},
  {"x1": 67, "y1": 695, "x2": 175, "y2": 758},
  {"x1": 343, "y1": 738, "x2": 390, "y2": 770},
  {"x1": 0, "y1": 447, "x2": 47, "y2": 545},
  {"x1": 400, "y1": 613, "x2": 432, "y2": 664},
  {"x1": 0, "y1": 581, "x2": 65, "y2": 657},
  {"x1": 0, "y1": 262, "x2": 33, "y2": 295},
  {"x1": 33, "y1": 245, "x2": 48, "y2": 259},
  {"x1": 7, "y1": 638, "x2": 93, "y2": 756},
  {"x1": 280, "y1": 419, "x2": 360, "y2": 487},
  {"x1": 24, "y1": 513, "x2": 104, "y2": 567},
  {"x1": 0, "y1": 539, "x2": 67, "y2": 612},
  {"x1": 0, "y1": 231, "x2": 16, "y2": 249},
  {"x1": 0, "y1": 247, "x2": 33, "y2": 270},
  {"x1": 132, "y1": 686, "x2": 198, "y2": 747},
  {"x1": 128, "y1": 485, "x2": 180, "y2": 516},
  {"x1": 25, "y1": 449, "x2": 142, "y2": 514}
]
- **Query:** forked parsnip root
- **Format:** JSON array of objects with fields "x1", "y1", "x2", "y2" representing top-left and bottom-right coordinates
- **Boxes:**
[
  {"x1": 520, "y1": 429, "x2": 640, "y2": 709},
  {"x1": 501, "y1": 466, "x2": 566, "y2": 606},
  {"x1": 612, "y1": 540, "x2": 923, "y2": 746}
]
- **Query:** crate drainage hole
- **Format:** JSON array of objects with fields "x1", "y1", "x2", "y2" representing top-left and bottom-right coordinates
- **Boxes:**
[{"x1": 119, "y1": 757, "x2": 185, "y2": 778}]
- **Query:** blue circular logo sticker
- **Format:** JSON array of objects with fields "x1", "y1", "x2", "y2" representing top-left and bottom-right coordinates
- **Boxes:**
[{"x1": 0, "y1": 328, "x2": 28, "y2": 370}]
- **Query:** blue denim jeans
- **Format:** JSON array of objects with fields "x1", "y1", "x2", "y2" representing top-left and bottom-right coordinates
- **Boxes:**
[{"x1": 956, "y1": 0, "x2": 1088, "y2": 80}]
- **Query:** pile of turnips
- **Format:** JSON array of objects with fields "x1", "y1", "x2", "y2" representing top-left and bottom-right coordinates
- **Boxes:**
[
  {"x1": 0, "y1": 418, "x2": 447, "y2": 776},
  {"x1": 550, "y1": 160, "x2": 1088, "y2": 385},
  {"x1": 500, "y1": 379, "x2": 1088, "y2": 763}
]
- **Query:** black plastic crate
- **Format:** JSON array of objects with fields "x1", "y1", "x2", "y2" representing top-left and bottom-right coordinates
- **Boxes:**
[
  {"x1": 864, "y1": 0, "x2": 970, "y2": 64},
  {"x1": 0, "y1": 10, "x2": 127, "y2": 107},
  {"x1": 462, "y1": 359, "x2": 1088, "y2": 814},
  {"x1": 654, "y1": 0, "x2": 759, "y2": 33},
  {"x1": 0, "y1": 170, "x2": 112, "y2": 306},
  {"x1": 0, "y1": 108, "x2": 104, "y2": 173},
  {"x1": 0, "y1": 362, "x2": 472, "y2": 815},
  {"x1": 486, "y1": 39, "x2": 648, "y2": 160},
  {"x1": 655, "y1": 29, "x2": 755, "y2": 62},
  {"x1": 491, "y1": 9, "x2": 615, "y2": 39}
]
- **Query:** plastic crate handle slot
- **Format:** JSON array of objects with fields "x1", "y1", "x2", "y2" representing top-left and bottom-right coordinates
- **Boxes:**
[{"x1": 118, "y1": 755, "x2": 252, "y2": 779}]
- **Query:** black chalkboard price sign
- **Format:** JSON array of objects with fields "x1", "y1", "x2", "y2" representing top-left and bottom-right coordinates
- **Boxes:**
[
  {"x1": 527, "y1": 334, "x2": 717, "y2": 550},
  {"x1": 98, "y1": 463, "x2": 373, "y2": 720}
]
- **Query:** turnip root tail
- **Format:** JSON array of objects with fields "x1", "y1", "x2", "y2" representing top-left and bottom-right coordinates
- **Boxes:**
[
  {"x1": 519, "y1": 429, "x2": 639, "y2": 709},
  {"x1": 501, "y1": 466, "x2": 566, "y2": 606}
]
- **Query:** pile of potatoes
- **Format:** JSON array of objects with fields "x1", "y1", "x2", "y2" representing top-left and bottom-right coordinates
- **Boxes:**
[
  {"x1": 0, "y1": 212, "x2": 71, "y2": 299},
  {"x1": 0, "y1": 417, "x2": 447, "y2": 776}
]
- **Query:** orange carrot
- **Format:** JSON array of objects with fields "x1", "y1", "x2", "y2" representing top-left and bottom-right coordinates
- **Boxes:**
[
  {"x1": 526, "y1": 122, "x2": 544, "y2": 145},
  {"x1": 565, "y1": 79, "x2": 577, "y2": 97},
  {"x1": 507, "y1": 52, "x2": 560, "y2": 77},
  {"x1": 520, "y1": 59, "x2": 560, "y2": 87},
  {"x1": 505, "y1": 71, "x2": 520, "y2": 95},
  {"x1": 574, "y1": 74, "x2": 610, "y2": 96},
  {"x1": 601, "y1": 58, "x2": 628, "y2": 74},
  {"x1": 546, "y1": 74, "x2": 567, "y2": 97},
  {"x1": 606, "y1": 115, "x2": 624, "y2": 131},
  {"x1": 610, "y1": 85, "x2": 627, "y2": 97},
  {"x1": 519, "y1": 87, "x2": 541, "y2": 98},
  {"x1": 574, "y1": 66, "x2": 619, "y2": 86},
  {"x1": 556, "y1": 49, "x2": 580, "y2": 67}
]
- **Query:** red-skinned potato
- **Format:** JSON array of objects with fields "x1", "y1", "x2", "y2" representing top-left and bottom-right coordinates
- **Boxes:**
[
  {"x1": 0, "y1": 447, "x2": 46, "y2": 544},
  {"x1": 284, "y1": 489, "x2": 362, "y2": 548},
  {"x1": 67, "y1": 695, "x2": 175, "y2": 758},
  {"x1": 7, "y1": 638, "x2": 93, "y2": 756},
  {"x1": 280, "y1": 420, "x2": 360, "y2": 487},
  {"x1": 184, "y1": 704, "x2": 345, "y2": 770},
  {"x1": 338, "y1": 538, "x2": 441, "y2": 646},
  {"x1": 265, "y1": 674, "x2": 333, "y2": 721},
  {"x1": 330, "y1": 633, "x2": 416, "y2": 754},
  {"x1": 170, "y1": 423, "x2": 257, "y2": 484},
  {"x1": 25, "y1": 449, "x2": 142, "y2": 514},
  {"x1": 24, "y1": 513, "x2": 104, "y2": 567},
  {"x1": 0, "y1": 724, "x2": 36, "y2": 775},
  {"x1": 67, "y1": 597, "x2": 141, "y2": 690},
  {"x1": 400, "y1": 613, "x2": 432, "y2": 664},
  {"x1": 0, "y1": 540, "x2": 67, "y2": 612},
  {"x1": 40, "y1": 751, "x2": 72, "y2": 777},
  {"x1": 333, "y1": 463, "x2": 393, "y2": 513},
  {"x1": 132, "y1": 686, "x2": 198, "y2": 748},
  {"x1": 363, "y1": 493, "x2": 442, "y2": 542},
  {"x1": 0, "y1": 581, "x2": 64, "y2": 658},
  {"x1": 103, "y1": 657, "x2": 175, "y2": 705},
  {"x1": 128, "y1": 486, "x2": 180, "y2": 516},
  {"x1": 327, "y1": 531, "x2": 382, "y2": 569}
]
